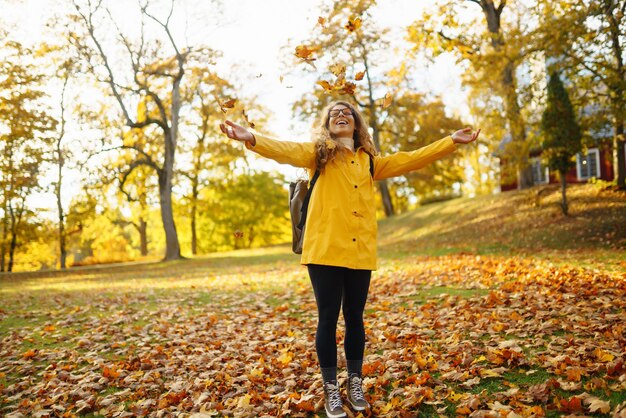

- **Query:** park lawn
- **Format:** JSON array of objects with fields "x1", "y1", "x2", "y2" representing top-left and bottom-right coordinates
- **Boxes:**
[{"x1": 1, "y1": 184, "x2": 625, "y2": 417}]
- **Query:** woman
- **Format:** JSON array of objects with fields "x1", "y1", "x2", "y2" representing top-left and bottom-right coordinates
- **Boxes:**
[{"x1": 220, "y1": 101, "x2": 479, "y2": 417}]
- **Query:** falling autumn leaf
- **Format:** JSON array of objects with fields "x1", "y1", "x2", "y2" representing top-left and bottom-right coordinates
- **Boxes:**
[
  {"x1": 339, "y1": 81, "x2": 356, "y2": 95},
  {"x1": 382, "y1": 92, "x2": 393, "y2": 108},
  {"x1": 317, "y1": 80, "x2": 333, "y2": 92},
  {"x1": 345, "y1": 16, "x2": 362, "y2": 32},
  {"x1": 216, "y1": 97, "x2": 236, "y2": 113},
  {"x1": 294, "y1": 44, "x2": 319, "y2": 69},
  {"x1": 317, "y1": 16, "x2": 326, "y2": 26},
  {"x1": 355, "y1": 71, "x2": 365, "y2": 81},
  {"x1": 329, "y1": 63, "x2": 346, "y2": 77},
  {"x1": 242, "y1": 109, "x2": 255, "y2": 129}
]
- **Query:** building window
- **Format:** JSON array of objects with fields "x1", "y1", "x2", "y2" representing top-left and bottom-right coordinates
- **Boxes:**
[
  {"x1": 576, "y1": 148, "x2": 600, "y2": 180},
  {"x1": 531, "y1": 158, "x2": 549, "y2": 184}
]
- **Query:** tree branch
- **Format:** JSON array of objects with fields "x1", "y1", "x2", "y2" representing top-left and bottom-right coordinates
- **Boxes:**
[
  {"x1": 73, "y1": 1, "x2": 136, "y2": 127},
  {"x1": 119, "y1": 159, "x2": 162, "y2": 200}
]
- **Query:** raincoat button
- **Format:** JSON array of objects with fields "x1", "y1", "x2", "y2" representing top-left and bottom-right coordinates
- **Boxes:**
[
  {"x1": 354, "y1": 185, "x2": 358, "y2": 188},
  {"x1": 351, "y1": 160, "x2": 355, "y2": 164},
  {"x1": 352, "y1": 238, "x2": 356, "y2": 242}
]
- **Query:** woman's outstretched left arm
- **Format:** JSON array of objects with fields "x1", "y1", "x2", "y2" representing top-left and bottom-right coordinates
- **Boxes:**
[{"x1": 373, "y1": 127, "x2": 480, "y2": 180}]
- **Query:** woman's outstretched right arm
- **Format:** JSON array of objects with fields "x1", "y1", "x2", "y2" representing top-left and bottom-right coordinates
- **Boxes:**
[{"x1": 220, "y1": 120, "x2": 316, "y2": 169}]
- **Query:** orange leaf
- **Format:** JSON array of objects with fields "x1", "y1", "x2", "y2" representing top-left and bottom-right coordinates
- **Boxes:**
[
  {"x1": 103, "y1": 365, "x2": 120, "y2": 379},
  {"x1": 355, "y1": 71, "x2": 365, "y2": 81},
  {"x1": 294, "y1": 44, "x2": 318, "y2": 60},
  {"x1": 317, "y1": 16, "x2": 326, "y2": 26},
  {"x1": 23, "y1": 349, "x2": 37, "y2": 359},
  {"x1": 295, "y1": 399, "x2": 316, "y2": 412},
  {"x1": 557, "y1": 396, "x2": 583, "y2": 413},
  {"x1": 340, "y1": 82, "x2": 356, "y2": 95},
  {"x1": 456, "y1": 406, "x2": 472, "y2": 415},
  {"x1": 43, "y1": 325, "x2": 56, "y2": 332},
  {"x1": 566, "y1": 367, "x2": 583, "y2": 382},
  {"x1": 217, "y1": 98, "x2": 236, "y2": 114}
]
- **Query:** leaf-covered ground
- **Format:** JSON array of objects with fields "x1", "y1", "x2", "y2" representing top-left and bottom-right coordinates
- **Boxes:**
[{"x1": 1, "y1": 248, "x2": 625, "y2": 417}]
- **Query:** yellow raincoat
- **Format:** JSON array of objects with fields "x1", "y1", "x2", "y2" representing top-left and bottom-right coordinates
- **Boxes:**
[{"x1": 246, "y1": 133, "x2": 457, "y2": 270}]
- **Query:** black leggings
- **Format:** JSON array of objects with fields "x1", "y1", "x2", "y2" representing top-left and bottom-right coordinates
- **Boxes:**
[{"x1": 307, "y1": 264, "x2": 371, "y2": 367}]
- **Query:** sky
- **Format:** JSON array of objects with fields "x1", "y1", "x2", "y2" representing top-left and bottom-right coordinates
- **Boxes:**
[{"x1": 1, "y1": 0, "x2": 467, "y2": 216}]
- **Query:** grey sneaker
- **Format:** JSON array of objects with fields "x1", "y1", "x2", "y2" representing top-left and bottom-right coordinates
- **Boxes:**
[
  {"x1": 347, "y1": 373, "x2": 369, "y2": 411},
  {"x1": 323, "y1": 380, "x2": 347, "y2": 418}
]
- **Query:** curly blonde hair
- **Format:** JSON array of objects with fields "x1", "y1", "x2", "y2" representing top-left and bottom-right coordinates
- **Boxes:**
[{"x1": 312, "y1": 101, "x2": 378, "y2": 171}]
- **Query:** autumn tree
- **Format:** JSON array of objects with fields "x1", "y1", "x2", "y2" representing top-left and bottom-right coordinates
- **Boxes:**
[
  {"x1": 116, "y1": 156, "x2": 154, "y2": 257},
  {"x1": 71, "y1": 0, "x2": 218, "y2": 260},
  {"x1": 0, "y1": 39, "x2": 55, "y2": 272},
  {"x1": 293, "y1": 0, "x2": 398, "y2": 216},
  {"x1": 541, "y1": 72, "x2": 582, "y2": 215},
  {"x1": 408, "y1": 0, "x2": 537, "y2": 189},
  {"x1": 536, "y1": 0, "x2": 625, "y2": 189},
  {"x1": 204, "y1": 171, "x2": 290, "y2": 251},
  {"x1": 178, "y1": 69, "x2": 247, "y2": 255},
  {"x1": 378, "y1": 92, "x2": 466, "y2": 210}
]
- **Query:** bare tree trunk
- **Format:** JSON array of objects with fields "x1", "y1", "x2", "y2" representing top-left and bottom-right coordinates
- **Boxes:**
[
  {"x1": 7, "y1": 202, "x2": 16, "y2": 272},
  {"x1": 8, "y1": 231, "x2": 16, "y2": 272},
  {"x1": 158, "y1": 168, "x2": 181, "y2": 260},
  {"x1": 0, "y1": 206, "x2": 6, "y2": 272},
  {"x1": 559, "y1": 170, "x2": 568, "y2": 216},
  {"x1": 56, "y1": 75, "x2": 69, "y2": 269},
  {"x1": 604, "y1": 0, "x2": 626, "y2": 189},
  {"x1": 190, "y1": 187, "x2": 198, "y2": 255},
  {"x1": 57, "y1": 163, "x2": 67, "y2": 269},
  {"x1": 614, "y1": 122, "x2": 625, "y2": 189},
  {"x1": 362, "y1": 49, "x2": 395, "y2": 216},
  {"x1": 139, "y1": 217, "x2": 148, "y2": 256},
  {"x1": 478, "y1": 0, "x2": 533, "y2": 189}
]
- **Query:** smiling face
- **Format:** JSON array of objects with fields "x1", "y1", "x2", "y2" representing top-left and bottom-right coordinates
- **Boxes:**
[{"x1": 327, "y1": 104, "x2": 356, "y2": 139}]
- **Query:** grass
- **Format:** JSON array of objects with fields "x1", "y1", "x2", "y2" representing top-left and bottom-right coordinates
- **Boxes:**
[
  {"x1": 378, "y1": 183, "x2": 626, "y2": 273},
  {"x1": 1, "y1": 183, "x2": 624, "y2": 417}
]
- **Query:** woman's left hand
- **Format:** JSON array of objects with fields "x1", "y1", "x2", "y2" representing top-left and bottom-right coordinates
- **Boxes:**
[{"x1": 452, "y1": 127, "x2": 481, "y2": 144}]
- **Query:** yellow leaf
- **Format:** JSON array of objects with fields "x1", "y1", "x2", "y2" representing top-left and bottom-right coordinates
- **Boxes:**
[
  {"x1": 595, "y1": 348, "x2": 614, "y2": 362},
  {"x1": 317, "y1": 80, "x2": 333, "y2": 92},
  {"x1": 278, "y1": 350, "x2": 294, "y2": 365},
  {"x1": 448, "y1": 390, "x2": 464, "y2": 402},
  {"x1": 345, "y1": 17, "x2": 362, "y2": 32},
  {"x1": 329, "y1": 63, "x2": 346, "y2": 77},
  {"x1": 382, "y1": 92, "x2": 393, "y2": 109},
  {"x1": 471, "y1": 355, "x2": 487, "y2": 364},
  {"x1": 237, "y1": 394, "x2": 251, "y2": 409}
]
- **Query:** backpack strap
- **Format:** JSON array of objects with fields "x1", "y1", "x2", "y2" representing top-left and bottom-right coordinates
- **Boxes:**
[
  {"x1": 297, "y1": 155, "x2": 373, "y2": 230},
  {"x1": 297, "y1": 169, "x2": 320, "y2": 230}
]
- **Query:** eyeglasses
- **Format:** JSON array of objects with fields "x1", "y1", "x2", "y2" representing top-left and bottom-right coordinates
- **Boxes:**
[{"x1": 329, "y1": 108, "x2": 353, "y2": 118}]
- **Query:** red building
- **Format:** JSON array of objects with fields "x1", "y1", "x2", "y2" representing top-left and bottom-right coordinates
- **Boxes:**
[{"x1": 498, "y1": 139, "x2": 616, "y2": 192}]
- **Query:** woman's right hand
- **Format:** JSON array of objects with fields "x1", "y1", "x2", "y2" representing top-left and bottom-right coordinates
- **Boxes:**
[{"x1": 219, "y1": 120, "x2": 255, "y2": 145}]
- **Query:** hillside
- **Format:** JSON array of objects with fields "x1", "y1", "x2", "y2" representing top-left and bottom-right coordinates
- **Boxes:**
[{"x1": 378, "y1": 183, "x2": 626, "y2": 271}]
